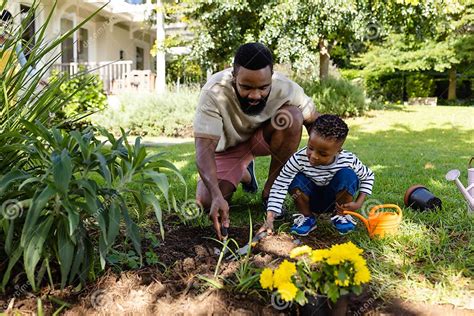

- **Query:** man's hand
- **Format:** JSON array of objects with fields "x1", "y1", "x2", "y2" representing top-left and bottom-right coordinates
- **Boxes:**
[
  {"x1": 257, "y1": 211, "x2": 275, "y2": 235},
  {"x1": 209, "y1": 195, "x2": 230, "y2": 241}
]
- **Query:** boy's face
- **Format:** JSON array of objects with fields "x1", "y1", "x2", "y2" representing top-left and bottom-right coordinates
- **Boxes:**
[{"x1": 306, "y1": 131, "x2": 344, "y2": 166}]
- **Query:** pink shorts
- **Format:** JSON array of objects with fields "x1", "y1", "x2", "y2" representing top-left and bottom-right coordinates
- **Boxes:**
[{"x1": 214, "y1": 128, "x2": 271, "y2": 189}]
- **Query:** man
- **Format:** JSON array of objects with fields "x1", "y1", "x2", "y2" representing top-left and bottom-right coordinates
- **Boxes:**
[{"x1": 193, "y1": 42, "x2": 318, "y2": 240}]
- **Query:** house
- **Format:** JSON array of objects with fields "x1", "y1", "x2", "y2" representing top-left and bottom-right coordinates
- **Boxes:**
[{"x1": 5, "y1": 0, "x2": 161, "y2": 93}]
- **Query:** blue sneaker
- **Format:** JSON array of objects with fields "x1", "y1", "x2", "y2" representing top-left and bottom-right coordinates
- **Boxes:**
[
  {"x1": 290, "y1": 214, "x2": 317, "y2": 236},
  {"x1": 242, "y1": 160, "x2": 258, "y2": 193},
  {"x1": 331, "y1": 214, "x2": 357, "y2": 235}
]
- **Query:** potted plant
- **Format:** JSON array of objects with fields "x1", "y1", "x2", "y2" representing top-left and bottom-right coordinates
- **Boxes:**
[{"x1": 259, "y1": 241, "x2": 371, "y2": 315}]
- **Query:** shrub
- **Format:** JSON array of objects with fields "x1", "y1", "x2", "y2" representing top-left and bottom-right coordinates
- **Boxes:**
[
  {"x1": 406, "y1": 73, "x2": 435, "y2": 98},
  {"x1": 0, "y1": 123, "x2": 183, "y2": 291},
  {"x1": 364, "y1": 72, "x2": 436, "y2": 102},
  {"x1": 50, "y1": 69, "x2": 108, "y2": 127},
  {"x1": 92, "y1": 88, "x2": 199, "y2": 137},
  {"x1": 300, "y1": 77, "x2": 368, "y2": 117},
  {"x1": 365, "y1": 74, "x2": 404, "y2": 103}
]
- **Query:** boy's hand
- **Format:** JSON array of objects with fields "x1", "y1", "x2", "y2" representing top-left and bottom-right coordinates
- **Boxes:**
[
  {"x1": 336, "y1": 201, "x2": 362, "y2": 213},
  {"x1": 257, "y1": 211, "x2": 275, "y2": 235}
]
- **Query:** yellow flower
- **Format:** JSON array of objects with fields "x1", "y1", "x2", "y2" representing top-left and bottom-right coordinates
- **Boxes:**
[
  {"x1": 310, "y1": 249, "x2": 330, "y2": 263},
  {"x1": 273, "y1": 260, "x2": 296, "y2": 287},
  {"x1": 277, "y1": 281, "x2": 298, "y2": 301},
  {"x1": 354, "y1": 265, "x2": 371, "y2": 285},
  {"x1": 335, "y1": 279, "x2": 350, "y2": 287},
  {"x1": 260, "y1": 268, "x2": 274, "y2": 290},
  {"x1": 290, "y1": 245, "x2": 313, "y2": 258},
  {"x1": 326, "y1": 242, "x2": 364, "y2": 265}
]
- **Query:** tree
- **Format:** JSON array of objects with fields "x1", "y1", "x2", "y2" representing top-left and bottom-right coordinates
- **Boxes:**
[
  {"x1": 258, "y1": 0, "x2": 369, "y2": 80},
  {"x1": 186, "y1": 0, "x2": 265, "y2": 71},
  {"x1": 356, "y1": 0, "x2": 473, "y2": 101},
  {"x1": 187, "y1": 0, "x2": 371, "y2": 79}
]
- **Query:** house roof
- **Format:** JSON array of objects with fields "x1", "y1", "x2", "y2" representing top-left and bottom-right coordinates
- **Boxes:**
[{"x1": 82, "y1": 0, "x2": 154, "y2": 24}]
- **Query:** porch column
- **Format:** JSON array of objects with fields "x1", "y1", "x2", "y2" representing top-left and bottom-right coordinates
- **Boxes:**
[{"x1": 155, "y1": 0, "x2": 166, "y2": 94}]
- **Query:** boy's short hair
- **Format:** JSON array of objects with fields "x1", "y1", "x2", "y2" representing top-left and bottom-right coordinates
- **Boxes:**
[{"x1": 311, "y1": 114, "x2": 348, "y2": 141}]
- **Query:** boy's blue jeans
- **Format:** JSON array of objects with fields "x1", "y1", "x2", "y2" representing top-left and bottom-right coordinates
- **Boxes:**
[{"x1": 288, "y1": 168, "x2": 359, "y2": 213}]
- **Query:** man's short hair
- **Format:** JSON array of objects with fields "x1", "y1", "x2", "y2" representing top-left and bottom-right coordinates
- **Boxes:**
[
  {"x1": 1, "y1": 10, "x2": 13, "y2": 22},
  {"x1": 233, "y1": 42, "x2": 273, "y2": 73}
]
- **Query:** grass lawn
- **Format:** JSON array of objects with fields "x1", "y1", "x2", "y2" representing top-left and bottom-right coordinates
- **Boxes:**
[{"x1": 151, "y1": 105, "x2": 473, "y2": 308}]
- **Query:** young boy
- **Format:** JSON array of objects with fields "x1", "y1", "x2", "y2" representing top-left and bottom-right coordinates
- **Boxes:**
[{"x1": 259, "y1": 114, "x2": 374, "y2": 236}]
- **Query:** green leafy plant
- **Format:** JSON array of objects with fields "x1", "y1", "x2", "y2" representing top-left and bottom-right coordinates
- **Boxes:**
[
  {"x1": 365, "y1": 74, "x2": 405, "y2": 102},
  {"x1": 107, "y1": 250, "x2": 141, "y2": 269},
  {"x1": 198, "y1": 213, "x2": 261, "y2": 296},
  {"x1": 259, "y1": 242, "x2": 371, "y2": 304},
  {"x1": 50, "y1": 69, "x2": 107, "y2": 128},
  {"x1": 300, "y1": 77, "x2": 368, "y2": 117},
  {"x1": 406, "y1": 73, "x2": 435, "y2": 98},
  {"x1": 0, "y1": 122, "x2": 184, "y2": 292},
  {"x1": 92, "y1": 89, "x2": 198, "y2": 137},
  {"x1": 0, "y1": 1, "x2": 103, "y2": 172}
]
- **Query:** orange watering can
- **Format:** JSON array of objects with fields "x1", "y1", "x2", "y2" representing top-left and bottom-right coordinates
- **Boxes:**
[{"x1": 343, "y1": 204, "x2": 402, "y2": 238}]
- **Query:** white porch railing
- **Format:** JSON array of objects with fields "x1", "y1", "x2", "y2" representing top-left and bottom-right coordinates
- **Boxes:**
[{"x1": 52, "y1": 60, "x2": 133, "y2": 94}]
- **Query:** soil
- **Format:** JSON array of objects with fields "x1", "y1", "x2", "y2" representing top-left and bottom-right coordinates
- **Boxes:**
[{"x1": 1, "y1": 223, "x2": 473, "y2": 316}]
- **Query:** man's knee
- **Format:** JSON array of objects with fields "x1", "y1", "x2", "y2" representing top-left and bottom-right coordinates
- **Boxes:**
[
  {"x1": 196, "y1": 179, "x2": 235, "y2": 209},
  {"x1": 277, "y1": 105, "x2": 304, "y2": 134}
]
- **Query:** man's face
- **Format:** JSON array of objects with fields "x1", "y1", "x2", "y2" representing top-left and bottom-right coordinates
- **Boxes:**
[{"x1": 233, "y1": 65, "x2": 272, "y2": 115}]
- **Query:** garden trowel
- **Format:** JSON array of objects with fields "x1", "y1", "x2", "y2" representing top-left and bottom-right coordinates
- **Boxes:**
[{"x1": 225, "y1": 231, "x2": 267, "y2": 261}]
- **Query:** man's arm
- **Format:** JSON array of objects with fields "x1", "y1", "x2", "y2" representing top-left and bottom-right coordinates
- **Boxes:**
[
  {"x1": 303, "y1": 109, "x2": 319, "y2": 135},
  {"x1": 195, "y1": 137, "x2": 229, "y2": 240}
]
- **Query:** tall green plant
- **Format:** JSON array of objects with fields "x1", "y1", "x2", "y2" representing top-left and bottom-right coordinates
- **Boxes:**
[
  {"x1": 0, "y1": 122, "x2": 184, "y2": 291},
  {"x1": 0, "y1": 1, "x2": 103, "y2": 172}
]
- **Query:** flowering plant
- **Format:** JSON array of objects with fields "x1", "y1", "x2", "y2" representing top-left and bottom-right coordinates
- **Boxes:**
[{"x1": 259, "y1": 242, "x2": 371, "y2": 304}]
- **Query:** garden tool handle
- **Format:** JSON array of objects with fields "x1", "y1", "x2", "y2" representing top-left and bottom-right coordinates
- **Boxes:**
[
  {"x1": 469, "y1": 156, "x2": 474, "y2": 169},
  {"x1": 369, "y1": 204, "x2": 402, "y2": 217}
]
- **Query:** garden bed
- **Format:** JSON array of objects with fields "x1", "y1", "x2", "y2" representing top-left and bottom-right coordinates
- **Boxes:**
[{"x1": 2, "y1": 222, "x2": 472, "y2": 315}]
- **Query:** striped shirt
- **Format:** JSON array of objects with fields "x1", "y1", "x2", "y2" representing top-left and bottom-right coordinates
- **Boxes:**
[{"x1": 267, "y1": 148, "x2": 375, "y2": 214}]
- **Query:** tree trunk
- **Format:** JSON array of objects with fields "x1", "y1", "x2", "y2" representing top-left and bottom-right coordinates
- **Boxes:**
[
  {"x1": 155, "y1": 0, "x2": 166, "y2": 94},
  {"x1": 319, "y1": 39, "x2": 330, "y2": 80},
  {"x1": 448, "y1": 66, "x2": 456, "y2": 101}
]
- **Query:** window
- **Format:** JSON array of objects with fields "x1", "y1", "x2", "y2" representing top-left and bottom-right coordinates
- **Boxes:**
[
  {"x1": 136, "y1": 46, "x2": 144, "y2": 70},
  {"x1": 20, "y1": 5, "x2": 35, "y2": 60},
  {"x1": 77, "y1": 28, "x2": 88, "y2": 63},
  {"x1": 60, "y1": 18, "x2": 74, "y2": 63},
  {"x1": 60, "y1": 18, "x2": 89, "y2": 64}
]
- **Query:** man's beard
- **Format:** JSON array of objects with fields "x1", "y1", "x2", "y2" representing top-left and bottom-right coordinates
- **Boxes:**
[{"x1": 233, "y1": 83, "x2": 270, "y2": 116}]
